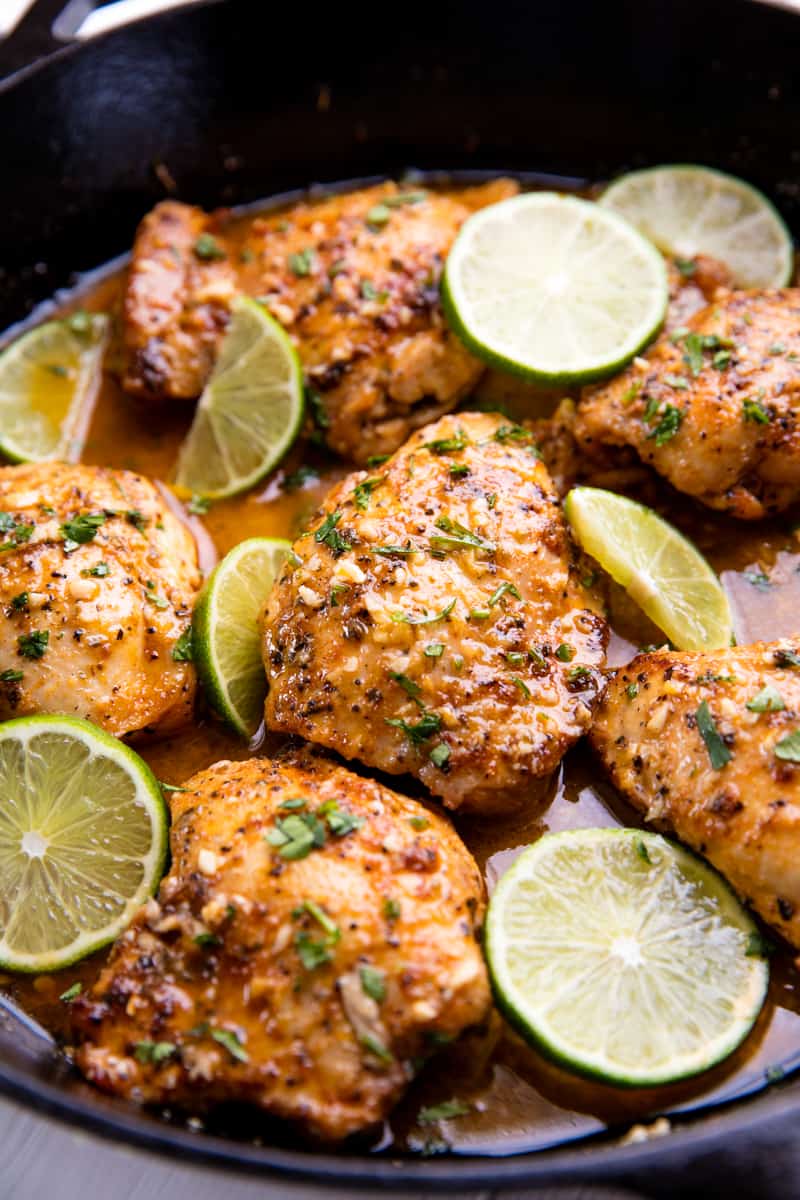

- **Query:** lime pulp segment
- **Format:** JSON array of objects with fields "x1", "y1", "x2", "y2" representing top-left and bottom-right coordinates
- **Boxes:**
[
  {"x1": 485, "y1": 828, "x2": 768, "y2": 1087},
  {"x1": 0, "y1": 715, "x2": 167, "y2": 972},
  {"x1": 174, "y1": 296, "x2": 304, "y2": 499},
  {"x1": 564, "y1": 486, "x2": 732, "y2": 652},
  {"x1": 600, "y1": 165, "x2": 794, "y2": 289},
  {"x1": 442, "y1": 192, "x2": 668, "y2": 384},
  {"x1": 193, "y1": 537, "x2": 291, "y2": 737}
]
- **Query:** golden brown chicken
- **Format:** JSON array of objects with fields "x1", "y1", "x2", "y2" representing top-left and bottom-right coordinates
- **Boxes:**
[
  {"x1": 574, "y1": 289, "x2": 800, "y2": 518},
  {"x1": 262, "y1": 411, "x2": 608, "y2": 813},
  {"x1": 70, "y1": 751, "x2": 490, "y2": 1141},
  {"x1": 121, "y1": 180, "x2": 517, "y2": 464},
  {"x1": 590, "y1": 641, "x2": 800, "y2": 948},
  {"x1": 0, "y1": 463, "x2": 199, "y2": 736}
]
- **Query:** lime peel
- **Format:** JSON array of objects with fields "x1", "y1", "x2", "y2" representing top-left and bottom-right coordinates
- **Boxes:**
[
  {"x1": 442, "y1": 192, "x2": 668, "y2": 385},
  {"x1": 174, "y1": 297, "x2": 304, "y2": 500},
  {"x1": 485, "y1": 828, "x2": 768, "y2": 1087},
  {"x1": 0, "y1": 714, "x2": 167, "y2": 973},
  {"x1": 564, "y1": 486, "x2": 732, "y2": 652},
  {"x1": 193, "y1": 536, "x2": 291, "y2": 737}
]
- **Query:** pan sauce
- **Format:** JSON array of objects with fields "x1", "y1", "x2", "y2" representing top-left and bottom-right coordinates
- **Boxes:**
[{"x1": 3, "y1": 202, "x2": 800, "y2": 1157}]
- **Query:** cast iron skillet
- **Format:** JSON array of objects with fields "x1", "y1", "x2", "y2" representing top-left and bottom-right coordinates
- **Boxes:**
[{"x1": 1, "y1": 0, "x2": 800, "y2": 1192}]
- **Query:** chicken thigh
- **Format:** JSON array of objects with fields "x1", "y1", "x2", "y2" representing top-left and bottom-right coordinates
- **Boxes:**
[
  {"x1": 590, "y1": 641, "x2": 800, "y2": 948},
  {"x1": 0, "y1": 463, "x2": 199, "y2": 736},
  {"x1": 70, "y1": 751, "x2": 490, "y2": 1141},
  {"x1": 262, "y1": 411, "x2": 608, "y2": 813},
  {"x1": 575, "y1": 289, "x2": 800, "y2": 518},
  {"x1": 122, "y1": 180, "x2": 517, "y2": 464}
]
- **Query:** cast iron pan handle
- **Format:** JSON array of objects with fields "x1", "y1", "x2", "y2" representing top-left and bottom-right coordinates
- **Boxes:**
[{"x1": 0, "y1": 0, "x2": 70, "y2": 80}]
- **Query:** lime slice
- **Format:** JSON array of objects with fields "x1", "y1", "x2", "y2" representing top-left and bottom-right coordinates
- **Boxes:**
[
  {"x1": 0, "y1": 715, "x2": 168, "y2": 973},
  {"x1": 193, "y1": 536, "x2": 291, "y2": 737},
  {"x1": 486, "y1": 828, "x2": 768, "y2": 1087},
  {"x1": 441, "y1": 192, "x2": 668, "y2": 384},
  {"x1": 174, "y1": 296, "x2": 304, "y2": 500},
  {"x1": 564, "y1": 486, "x2": 732, "y2": 651},
  {"x1": 0, "y1": 313, "x2": 108, "y2": 464},
  {"x1": 600, "y1": 165, "x2": 793, "y2": 288}
]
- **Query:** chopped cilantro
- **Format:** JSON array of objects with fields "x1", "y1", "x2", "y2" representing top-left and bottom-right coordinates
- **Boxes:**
[
  {"x1": 430, "y1": 516, "x2": 495, "y2": 555},
  {"x1": 744, "y1": 571, "x2": 771, "y2": 591},
  {"x1": 489, "y1": 581, "x2": 521, "y2": 607},
  {"x1": 134, "y1": 1040, "x2": 177, "y2": 1064},
  {"x1": 172, "y1": 628, "x2": 194, "y2": 662},
  {"x1": 82, "y1": 562, "x2": 110, "y2": 578},
  {"x1": 418, "y1": 1100, "x2": 470, "y2": 1124},
  {"x1": 429, "y1": 742, "x2": 450, "y2": 769},
  {"x1": 194, "y1": 233, "x2": 226, "y2": 261},
  {"x1": 647, "y1": 404, "x2": 683, "y2": 444},
  {"x1": 353, "y1": 476, "x2": 383, "y2": 510},
  {"x1": 391, "y1": 599, "x2": 455, "y2": 625},
  {"x1": 0, "y1": 669, "x2": 23, "y2": 683},
  {"x1": 360, "y1": 965, "x2": 386, "y2": 1002},
  {"x1": 424, "y1": 642, "x2": 444, "y2": 657},
  {"x1": 743, "y1": 395, "x2": 770, "y2": 424},
  {"x1": 774, "y1": 730, "x2": 800, "y2": 762},
  {"x1": 187, "y1": 494, "x2": 210, "y2": 515},
  {"x1": 288, "y1": 247, "x2": 316, "y2": 276},
  {"x1": 696, "y1": 700, "x2": 732, "y2": 769},
  {"x1": 386, "y1": 711, "x2": 441, "y2": 745},
  {"x1": 424, "y1": 430, "x2": 469, "y2": 455},
  {"x1": 747, "y1": 685, "x2": 785, "y2": 713},
  {"x1": 365, "y1": 203, "x2": 391, "y2": 228},
  {"x1": 210, "y1": 1028, "x2": 249, "y2": 1062},
  {"x1": 383, "y1": 897, "x2": 401, "y2": 921},
  {"x1": 125, "y1": 510, "x2": 149, "y2": 533},
  {"x1": 314, "y1": 510, "x2": 351, "y2": 555},
  {"x1": 18, "y1": 630, "x2": 48, "y2": 659},
  {"x1": 59, "y1": 982, "x2": 82, "y2": 1002},
  {"x1": 281, "y1": 465, "x2": 319, "y2": 492},
  {"x1": 9, "y1": 592, "x2": 28, "y2": 611},
  {"x1": 295, "y1": 931, "x2": 333, "y2": 970},
  {"x1": 635, "y1": 838, "x2": 652, "y2": 864},
  {"x1": 389, "y1": 671, "x2": 423, "y2": 706}
]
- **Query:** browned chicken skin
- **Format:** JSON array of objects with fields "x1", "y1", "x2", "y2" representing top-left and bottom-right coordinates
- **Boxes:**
[
  {"x1": 262, "y1": 411, "x2": 608, "y2": 812},
  {"x1": 70, "y1": 752, "x2": 490, "y2": 1141},
  {"x1": 575, "y1": 289, "x2": 800, "y2": 518},
  {"x1": 122, "y1": 180, "x2": 517, "y2": 464},
  {"x1": 0, "y1": 463, "x2": 199, "y2": 736},
  {"x1": 590, "y1": 642, "x2": 800, "y2": 949}
]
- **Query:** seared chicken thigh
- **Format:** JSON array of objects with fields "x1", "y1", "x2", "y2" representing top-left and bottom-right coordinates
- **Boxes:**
[
  {"x1": 123, "y1": 181, "x2": 516, "y2": 464},
  {"x1": 262, "y1": 412, "x2": 608, "y2": 812},
  {"x1": 0, "y1": 464, "x2": 199, "y2": 736},
  {"x1": 575, "y1": 290, "x2": 800, "y2": 518},
  {"x1": 591, "y1": 641, "x2": 800, "y2": 948},
  {"x1": 70, "y1": 752, "x2": 490, "y2": 1141}
]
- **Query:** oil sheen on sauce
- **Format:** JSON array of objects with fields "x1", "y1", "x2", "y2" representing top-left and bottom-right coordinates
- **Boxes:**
[{"x1": 3, "y1": 227, "x2": 800, "y2": 1159}]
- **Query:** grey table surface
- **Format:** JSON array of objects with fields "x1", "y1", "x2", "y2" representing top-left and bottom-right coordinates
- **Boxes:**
[
  {"x1": 0, "y1": 1092, "x2": 651, "y2": 1200},
  {"x1": 4, "y1": 1089, "x2": 800, "y2": 1200}
]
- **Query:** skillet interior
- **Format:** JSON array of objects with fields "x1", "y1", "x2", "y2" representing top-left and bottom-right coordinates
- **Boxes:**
[{"x1": 1, "y1": 0, "x2": 800, "y2": 1189}]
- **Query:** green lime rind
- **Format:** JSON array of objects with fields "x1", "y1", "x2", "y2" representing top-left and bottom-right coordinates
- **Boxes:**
[
  {"x1": 174, "y1": 297, "x2": 305, "y2": 500},
  {"x1": 485, "y1": 827, "x2": 769, "y2": 1088},
  {"x1": 0, "y1": 314, "x2": 108, "y2": 464},
  {"x1": 0, "y1": 714, "x2": 168, "y2": 973},
  {"x1": 564, "y1": 486, "x2": 732, "y2": 652},
  {"x1": 441, "y1": 192, "x2": 668, "y2": 385},
  {"x1": 600, "y1": 164, "x2": 794, "y2": 289},
  {"x1": 192, "y1": 536, "x2": 291, "y2": 738}
]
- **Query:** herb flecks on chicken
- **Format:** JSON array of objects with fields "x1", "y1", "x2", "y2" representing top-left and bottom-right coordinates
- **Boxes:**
[
  {"x1": 122, "y1": 180, "x2": 518, "y2": 464},
  {"x1": 590, "y1": 641, "x2": 800, "y2": 948},
  {"x1": 69, "y1": 751, "x2": 489, "y2": 1141},
  {"x1": 262, "y1": 411, "x2": 608, "y2": 812}
]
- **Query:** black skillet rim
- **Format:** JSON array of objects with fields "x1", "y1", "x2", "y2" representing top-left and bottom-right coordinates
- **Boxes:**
[{"x1": 1, "y1": 0, "x2": 800, "y2": 1187}]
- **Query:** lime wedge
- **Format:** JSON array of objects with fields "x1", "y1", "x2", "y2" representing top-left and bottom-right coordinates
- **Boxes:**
[
  {"x1": 193, "y1": 537, "x2": 291, "y2": 737},
  {"x1": 0, "y1": 314, "x2": 108, "y2": 464},
  {"x1": 174, "y1": 297, "x2": 304, "y2": 499},
  {"x1": 564, "y1": 486, "x2": 732, "y2": 651},
  {"x1": 441, "y1": 192, "x2": 668, "y2": 384},
  {"x1": 0, "y1": 715, "x2": 167, "y2": 973},
  {"x1": 600, "y1": 165, "x2": 793, "y2": 288},
  {"x1": 486, "y1": 828, "x2": 768, "y2": 1087}
]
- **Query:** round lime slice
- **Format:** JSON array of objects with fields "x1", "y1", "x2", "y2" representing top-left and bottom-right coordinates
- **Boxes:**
[
  {"x1": 0, "y1": 313, "x2": 108, "y2": 464},
  {"x1": 600, "y1": 165, "x2": 794, "y2": 288},
  {"x1": 0, "y1": 715, "x2": 168, "y2": 973},
  {"x1": 442, "y1": 192, "x2": 668, "y2": 384},
  {"x1": 486, "y1": 828, "x2": 769, "y2": 1087},
  {"x1": 564, "y1": 486, "x2": 732, "y2": 651},
  {"x1": 174, "y1": 296, "x2": 304, "y2": 500},
  {"x1": 193, "y1": 536, "x2": 291, "y2": 737}
]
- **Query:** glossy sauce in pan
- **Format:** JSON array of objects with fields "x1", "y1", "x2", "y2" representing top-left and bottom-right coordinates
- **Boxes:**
[{"x1": 3, "y1": 202, "x2": 800, "y2": 1157}]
